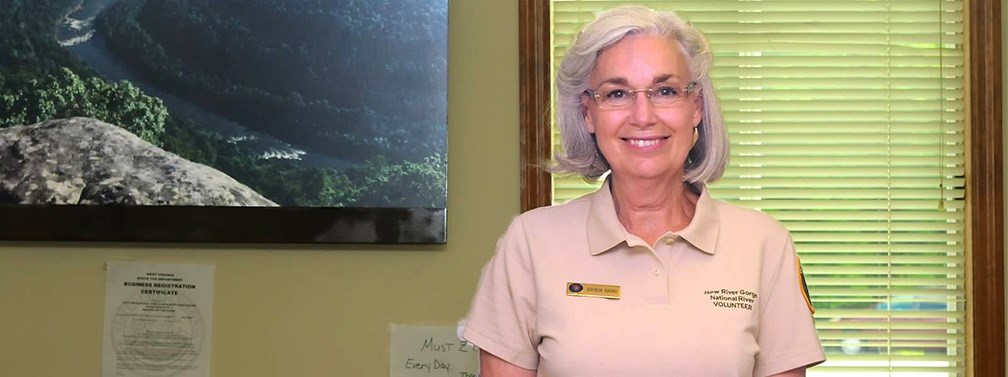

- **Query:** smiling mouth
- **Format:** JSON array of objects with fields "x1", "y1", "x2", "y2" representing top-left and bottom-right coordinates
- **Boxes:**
[{"x1": 623, "y1": 137, "x2": 669, "y2": 147}]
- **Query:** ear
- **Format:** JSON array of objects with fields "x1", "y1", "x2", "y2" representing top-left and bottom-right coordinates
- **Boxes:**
[
  {"x1": 691, "y1": 94, "x2": 704, "y2": 127},
  {"x1": 582, "y1": 98, "x2": 597, "y2": 134}
]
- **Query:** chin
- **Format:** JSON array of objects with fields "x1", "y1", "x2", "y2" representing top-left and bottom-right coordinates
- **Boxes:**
[{"x1": 614, "y1": 165, "x2": 683, "y2": 181}]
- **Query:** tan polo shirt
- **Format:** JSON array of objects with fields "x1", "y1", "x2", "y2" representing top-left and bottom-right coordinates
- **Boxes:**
[{"x1": 462, "y1": 182, "x2": 825, "y2": 377}]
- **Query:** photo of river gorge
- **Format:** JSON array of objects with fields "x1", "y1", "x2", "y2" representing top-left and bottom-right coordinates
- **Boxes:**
[{"x1": 0, "y1": 0, "x2": 448, "y2": 210}]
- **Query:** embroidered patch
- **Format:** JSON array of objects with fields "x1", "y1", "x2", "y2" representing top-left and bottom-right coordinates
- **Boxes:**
[
  {"x1": 797, "y1": 255, "x2": 815, "y2": 315},
  {"x1": 704, "y1": 288, "x2": 758, "y2": 311}
]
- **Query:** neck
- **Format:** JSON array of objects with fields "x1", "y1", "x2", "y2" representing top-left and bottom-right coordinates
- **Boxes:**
[{"x1": 609, "y1": 173, "x2": 699, "y2": 246}]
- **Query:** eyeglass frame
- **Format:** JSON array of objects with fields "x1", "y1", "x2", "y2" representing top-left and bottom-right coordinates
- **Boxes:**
[{"x1": 583, "y1": 81, "x2": 700, "y2": 110}]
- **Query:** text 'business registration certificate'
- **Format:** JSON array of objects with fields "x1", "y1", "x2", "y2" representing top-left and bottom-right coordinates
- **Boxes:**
[{"x1": 103, "y1": 261, "x2": 215, "y2": 377}]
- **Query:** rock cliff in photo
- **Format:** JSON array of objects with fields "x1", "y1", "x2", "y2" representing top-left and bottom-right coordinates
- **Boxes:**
[{"x1": 0, "y1": 117, "x2": 277, "y2": 206}]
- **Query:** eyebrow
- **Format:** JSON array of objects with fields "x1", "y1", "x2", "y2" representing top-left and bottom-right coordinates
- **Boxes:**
[
  {"x1": 653, "y1": 74, "x2": 675, "y2": 84},
  {"x1": 597, "y1": 74, "x2": 680, "y2": 87}
]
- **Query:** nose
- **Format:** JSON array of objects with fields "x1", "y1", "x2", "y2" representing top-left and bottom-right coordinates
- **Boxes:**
[{"x1": 628, "y1": 91, "x2": 657, "y2": 126}]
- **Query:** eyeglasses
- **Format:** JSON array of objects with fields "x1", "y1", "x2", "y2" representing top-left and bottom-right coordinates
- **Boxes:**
[{"x1": 584, "y1": 81, "x2": 699, "y2": 110}]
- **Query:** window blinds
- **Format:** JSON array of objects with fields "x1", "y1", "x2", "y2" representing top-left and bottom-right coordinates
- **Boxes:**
[{"x1": 551, "y1": 1, "x2": 966, "y2": 375}]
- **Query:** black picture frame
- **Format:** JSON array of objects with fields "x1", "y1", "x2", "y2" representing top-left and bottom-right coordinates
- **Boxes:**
[{"x1": 0, "y1": 205, "x2": 446, "y2": 244}]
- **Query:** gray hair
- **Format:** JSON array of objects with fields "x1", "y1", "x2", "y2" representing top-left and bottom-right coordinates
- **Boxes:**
[{"x1": 551, "y1": 5, "x2": 729, "y2": 183}]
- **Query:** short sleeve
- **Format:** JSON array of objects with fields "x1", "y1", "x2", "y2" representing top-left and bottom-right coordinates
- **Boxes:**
[
  {"x1": 461, "y1": 217, "x2": 540, "y2": 370},
  {"x1": 753, "y1": 234, "x2": 826, "y2": 377}
]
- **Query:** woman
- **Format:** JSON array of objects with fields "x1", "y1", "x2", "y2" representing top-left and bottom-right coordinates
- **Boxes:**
[{"x1": 462, "y1": 6, "x2": 825, "y2": 377}]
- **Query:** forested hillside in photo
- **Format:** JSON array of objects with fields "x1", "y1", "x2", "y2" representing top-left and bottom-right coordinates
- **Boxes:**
[
  {"x1": 0, "y1": 0, "x2": 448, "y2": 208},
  {"x1": 0, "y1": 0, "x2": 166, "y2": 142},
  {"x1": 97, "y1": 0, "x2": 447, "y2": 170}
]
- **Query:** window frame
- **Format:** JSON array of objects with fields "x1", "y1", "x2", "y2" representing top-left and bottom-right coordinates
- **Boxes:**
[{"x1": 517, "y1": 0, "x2": 1003, "y2": 375}]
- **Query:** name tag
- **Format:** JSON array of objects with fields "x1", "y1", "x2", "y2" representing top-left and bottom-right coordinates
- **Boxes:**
[{"x1": 566, "y1": 282, "x2": 621, "y2": 299}]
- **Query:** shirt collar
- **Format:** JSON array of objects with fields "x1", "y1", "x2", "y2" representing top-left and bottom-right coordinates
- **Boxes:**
[{"x1": 586, "y1": 179, "x2": 720, "y2": 256}]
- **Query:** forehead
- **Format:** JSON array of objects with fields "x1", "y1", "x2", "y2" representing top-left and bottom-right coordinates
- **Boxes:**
[{"x1": 590, "y1": 34, "x2": 690, "y2": 86}]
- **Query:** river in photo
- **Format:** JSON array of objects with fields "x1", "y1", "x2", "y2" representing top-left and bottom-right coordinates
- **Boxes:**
[{"x1": 56, "y1": 0, "x2": 355, "y2": 171}]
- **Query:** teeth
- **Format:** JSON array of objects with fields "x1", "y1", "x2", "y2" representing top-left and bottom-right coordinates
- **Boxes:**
[{"x1": 627, "y1": 139, "x2": 659, "y2": 147}]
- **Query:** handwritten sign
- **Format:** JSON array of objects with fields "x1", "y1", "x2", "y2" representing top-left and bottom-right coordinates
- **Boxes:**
[{"x1": 390, "y1": 324, "x2": 479, "y2": 377}]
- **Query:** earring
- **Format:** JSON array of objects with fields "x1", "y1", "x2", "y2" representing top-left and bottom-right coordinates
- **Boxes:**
[{"x1": 692, "y1": 127, "x2": 699, "y2": 147}]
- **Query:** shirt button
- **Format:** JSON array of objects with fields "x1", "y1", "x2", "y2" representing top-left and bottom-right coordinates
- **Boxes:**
[{"x1": 652, "y1": 268, "x2": 662, "y2": 276}]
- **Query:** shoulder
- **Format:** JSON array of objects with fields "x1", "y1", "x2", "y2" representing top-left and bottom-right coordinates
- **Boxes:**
[
  {"x1": 511, "y1": 192, "x2": 593, "y2": 233},
  {"x1": 491, "y1": 192, "x2": 595, "y2": 260},
  {"x1": 707, "y1": 198, "x2": 793, "y2": 257},
  {"x1": 712, "y1": 198, "x2": 789, "y2": 238},
  {"x1": 486, "y1": 193, "x2": 595, "y2": 276}
]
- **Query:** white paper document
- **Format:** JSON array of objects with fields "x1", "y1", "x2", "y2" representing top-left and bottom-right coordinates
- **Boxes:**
[
  {"x1": 390, "y1": 324, "x2": 480, "y2": 377},
  {"x1": 103, "y1": 261, "x2": 215, "y2": 377}
]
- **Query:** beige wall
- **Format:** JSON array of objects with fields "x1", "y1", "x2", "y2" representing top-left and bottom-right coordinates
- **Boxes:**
[{"x1": 0, "y1": 1, "x2": 518, "y2": 376}]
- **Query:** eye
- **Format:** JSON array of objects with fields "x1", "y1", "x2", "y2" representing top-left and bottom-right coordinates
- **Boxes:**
[
  {"x1": 653, "y1": 86, "x2": 679, "y2": 97},
  {"x1": 604, "y1": 88, "x2": 630, "y2": 99}
]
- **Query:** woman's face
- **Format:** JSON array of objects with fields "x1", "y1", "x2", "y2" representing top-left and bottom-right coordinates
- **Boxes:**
[{"x1": 584, "y1": 34, "x2": 702, "y2": 182}]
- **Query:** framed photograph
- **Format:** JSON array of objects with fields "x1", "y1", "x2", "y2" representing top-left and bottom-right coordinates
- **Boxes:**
[{"x1": 0, "y1": 0, "x2": 448, "y2": 243}]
